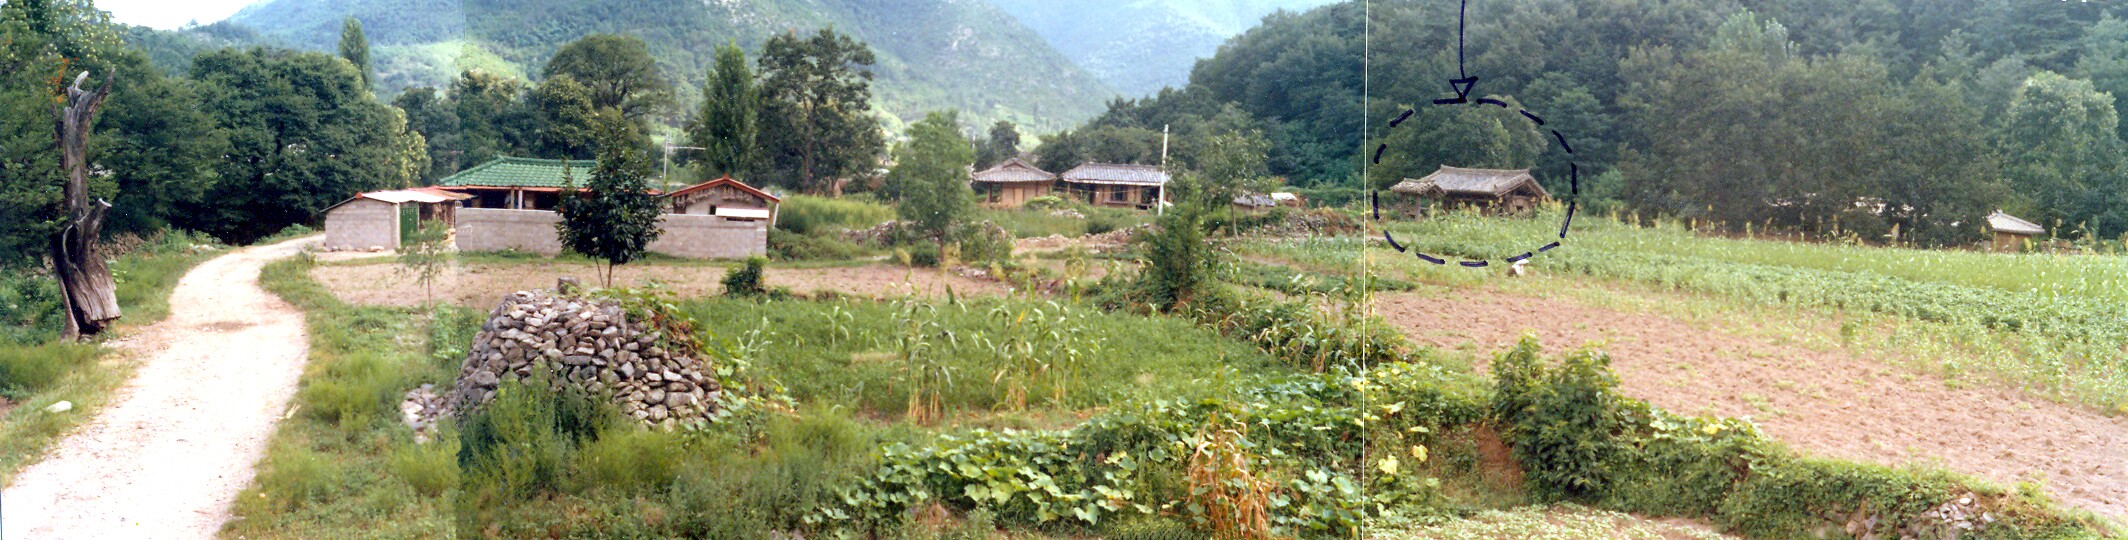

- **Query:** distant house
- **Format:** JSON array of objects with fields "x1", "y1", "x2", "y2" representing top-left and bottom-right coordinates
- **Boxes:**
[
  {"x1": 1233, "y1": 191, "x2": 1304, "y2": 213},
  {"x1": 665, "y1": 175, "x2": 781, "y2": 224},
  {"x1": 436, "y1": 156, "x2": 608, "y2": 210},
  {"x1": 1390, "y1": 166, "x2": 1549, "y2": 217},
  {"x1": 320, "y1": 187, "x2": 472, "y2": 251},
  {"x1": 970, "y1": 157, "x2": 1056, "y2": 208},
  {"x1": 1061, "y1": 162, "x2": 1169, "y2": 210},
  {"x1": 1987, "y1": 210, "x2": 2044, "y2": 252}
]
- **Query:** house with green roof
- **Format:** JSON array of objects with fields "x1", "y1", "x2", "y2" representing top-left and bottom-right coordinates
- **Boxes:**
[{"x1": 436, "y1": 156, "x2": 607, "y2": 210}]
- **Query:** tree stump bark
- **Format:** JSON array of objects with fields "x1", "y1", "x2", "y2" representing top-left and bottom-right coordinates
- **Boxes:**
[{"x1": 52, "y1": 71, "x2": 119, "y2": 341}]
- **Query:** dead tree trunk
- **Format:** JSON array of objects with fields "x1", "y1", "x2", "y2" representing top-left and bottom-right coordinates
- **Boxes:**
[{"x1": 51, "y1": 71, "x2": 118, "y2": 341}]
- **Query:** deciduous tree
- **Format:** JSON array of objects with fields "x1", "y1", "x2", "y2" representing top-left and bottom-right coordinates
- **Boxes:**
[
  {"x1": 758, "y1": 28, "x2": 883, "y2": 194},
  {"x1": 555, "y1": 118, "x2": 665, "y2": 286}
]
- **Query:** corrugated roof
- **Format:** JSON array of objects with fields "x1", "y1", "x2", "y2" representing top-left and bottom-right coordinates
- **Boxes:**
[
  {"x1": 971, "y1": 157, "x2": 1055, "y2": 183},
  {"x1": 1060, "y1": 162, "x2": 1169, "y2": 186},
  {"x1": 1987, "y1": 210, "x2": 2044, "y2": 235},
  {"x1": 438, "y1": 156, "x2": 598, "y2": 189},
  {"x1": 322, "y1": 188, "x2": 472, "y2": 213},
  {"x1": 1233, "y1": 193, "x2": 1277, "y2": 207},
  {"x1": 1390, "y1": 166, "x2": 1548, "y2": 199}
]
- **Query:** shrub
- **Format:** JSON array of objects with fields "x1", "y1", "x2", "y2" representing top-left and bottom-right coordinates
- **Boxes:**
[
  {"x1": 1491, "y1": 338, "x2": 1628, "y2": 502},
  {"x1": 456, "y1": 374, "x2": 616, "y2": 505},
  {"x1": 573, "y1": 427, "x2": 686, "y2": 495},
  {"x1": 778, "y1": 194, "x2": 895, "y2": 235},
  {"x1": 1022, "y1": 195, "x2": 1072, "y2": 211},
  {"x1": 721, "y1": 256, "x2": 767, "y2": 297},
  {"x1": 389, "y1": 436, "x2": 461, "y2": 497}
]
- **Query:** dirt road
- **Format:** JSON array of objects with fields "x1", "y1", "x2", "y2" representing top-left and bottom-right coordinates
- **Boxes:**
[
  {"x1": 3, "y1": 236, "x2": 316, "y2": 539},
  {"x1": 1379, "y1": 287, "x2": 2128, "y2": 521}
]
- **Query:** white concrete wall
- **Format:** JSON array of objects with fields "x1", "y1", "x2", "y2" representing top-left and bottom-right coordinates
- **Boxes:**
[
  {"x1": 323, "y1": 198, "x2": 398, "y2": 251},
  {"x1": 454, "y1": 208, "x2": 765, "y2": 259}
]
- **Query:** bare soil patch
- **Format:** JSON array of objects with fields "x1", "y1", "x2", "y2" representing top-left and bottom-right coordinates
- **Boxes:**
[
  {"x1": 312, "y1": 261, "x2": 1010, "y2": 307},
  {"x1": 1379, "y1": 288, "x2": 2128, "y2": 520}
]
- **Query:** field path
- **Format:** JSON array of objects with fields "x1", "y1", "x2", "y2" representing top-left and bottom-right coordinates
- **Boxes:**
[
  {"x1": 3, "y1": 236, "x2": 317, "y2": 539},
  {"x1": 1380, "y1": 287, "x2": 2128, "y2": 521}
]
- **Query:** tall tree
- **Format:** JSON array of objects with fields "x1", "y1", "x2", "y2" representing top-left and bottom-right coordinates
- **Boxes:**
[
  {"x1": 890, "y1": 111, "x2": 976, "y2": 250},
  {"x1": 758, "y1": 28, "x2": 884, "y2": 194},
  {"x1": 338, "y1": 17, "x2": 369, "y2": 89},
  {"x1": 687, "y1": 42, "x2": 758, "y2": 178},
  {"x1": 186, "y1": 48, "x2": 426, "y2": 243},
  {"x1": 394, "y1": 86, "x2": 460, "y2": 181},
  {"x1": 1997, "y1": 71, "x2": 2128, "y2": 237},
  {"x1": 974, "y1": 120, "x2": 1021, "y2": 170},
  {"x1": 555, "y1": 118, "x2": 665, "y2": 286},
  {"x1": 451, "y1": 70, "x2": 534, "y2": 166},
  {"x1": 543, "y1": 34, "x2": 672, "y2": 122}
]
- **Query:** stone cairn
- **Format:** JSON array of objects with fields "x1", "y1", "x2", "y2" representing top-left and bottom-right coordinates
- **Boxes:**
[{"x1": 443, "y1": 280, "x2": 725, "y2": 431}]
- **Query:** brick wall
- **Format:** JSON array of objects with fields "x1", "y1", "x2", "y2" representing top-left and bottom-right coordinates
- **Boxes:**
[
  {"x1": 456, "y1": 208, "x2": 564, "y2": 255},
  {"x1": 455, "y1": 208, "x2": 765, "y2": 259},
  {"x1": 647, "y1": 214, "x2": 767, "y2": 259},
  {"x1": 323, "y1": 198, "x2": 399, "y2": 250}
]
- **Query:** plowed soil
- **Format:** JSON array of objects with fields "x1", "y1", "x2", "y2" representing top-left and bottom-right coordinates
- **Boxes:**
[{"x1": 1379, "y1": 287, "x2": 2128, "y2": 521}]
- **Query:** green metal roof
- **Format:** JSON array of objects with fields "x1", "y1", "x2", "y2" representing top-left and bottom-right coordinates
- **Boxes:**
[{"x1": 438, "y1": 156, "x2": 599, "y2": 188}]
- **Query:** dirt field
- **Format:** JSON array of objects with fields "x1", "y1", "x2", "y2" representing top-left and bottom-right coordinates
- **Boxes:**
[
  {"x1": 312, "y1": 260, "x2": 1013, "y2": 307},
  {"x1": 1379, "y1": 287, "x2": 2128, "y2": 521}
]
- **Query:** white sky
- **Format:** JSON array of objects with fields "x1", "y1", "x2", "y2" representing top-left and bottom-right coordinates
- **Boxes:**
[{"x1": 96, "y1": 0, "x2": 255, "y2": 30}]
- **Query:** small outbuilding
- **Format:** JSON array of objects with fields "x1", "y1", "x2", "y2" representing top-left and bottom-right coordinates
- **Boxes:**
[
  {"x1": 664, "y1": 175, "x2": 781, "y2": 224},
  {"x1": 1987, "y1": 210, "x2": 2044, "y2": 252},
  {"x1": 1390, "y1": 166, "x2": 1550, "y2": 217},
  {"x1": 1060, "y1": 162, "x2": 1169, "y2": 210},
  {"x1": 970, "y1": 157, "x2": 1056, "y2": 208},
  {"x1": 321, "y1": 188, "x2": 472, "y2": 251}
]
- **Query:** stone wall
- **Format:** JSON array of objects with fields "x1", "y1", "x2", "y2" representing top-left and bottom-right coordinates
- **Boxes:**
[
  {"x1": 455, "y1": 208, "x2": 765, "y2": 259},
  {"x1": 322, "y1": 198, "x2": 399, "y2": 251},
  {"x1": 447, "y1": 289, "x2": 723, "y2": 430},
  {"x1": 456, "y1": 208, "x2": 564, "y2": 255}
]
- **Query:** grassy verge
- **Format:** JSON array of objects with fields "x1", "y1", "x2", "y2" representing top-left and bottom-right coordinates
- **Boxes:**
[
  {"x1": 0, "y1": 230, "x2": 223, "y2": 484},
  {"x1": 222, "y1": 256, "x2": 459, "y2": 538},
  {"x1": 978, "y1": 206, "x2": 1148, "y2": 238}
]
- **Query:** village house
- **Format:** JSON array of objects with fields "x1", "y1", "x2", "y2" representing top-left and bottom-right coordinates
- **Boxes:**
[
  {"x1": 1060, "y1": 162, "x2": 1169, "y2": 210},
  {"x1": 1390, "y1": 166, "x2": 1550, "y2": 217},
  {"x1": 1232, "y1": 191, "x2": 1304, "y2": 213},
  {"x1": 665, "y1": 175, "x2": 782, "y2": 224},
  {"x1": 433, "y1": 156, "x2": 603, "y2": 210},
  {"x1": 1987, "y1": 210, "x2": 2044, "y2": 252},
  {"x1": 322, "y1": 156, "x2": 778, "y2": 258},
  {"x1": 320, "y1": 187, "x2": 471, "y2": 251},
  {"x1": 969, "y1": 157, "x2": 1056, "y2": 208}
]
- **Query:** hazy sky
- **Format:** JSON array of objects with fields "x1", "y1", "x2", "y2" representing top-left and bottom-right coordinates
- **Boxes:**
[{"x1": 97, "y1": 0, "x2": 254, "y2": 30}]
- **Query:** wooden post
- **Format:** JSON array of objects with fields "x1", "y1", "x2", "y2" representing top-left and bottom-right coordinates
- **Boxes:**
[{"x1": 51, "y1": 71, "x2": 119, "y2": 341}]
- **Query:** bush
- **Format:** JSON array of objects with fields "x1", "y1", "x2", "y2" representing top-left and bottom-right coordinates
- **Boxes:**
[
  {"x1": 456, "y1": 374, "x2": 616, "y2": 506},
  {"x1": 573, "y1": 427, "x2": 686, "y2": 495},
  {"x1": 777, "y1": 194, "x2": 895, "y2": 235},
  {"x1": 722, "y1": 256, "x2": 767, "y2": 297},
  {"x1": 1022, "y1": 195, "x2": 1073, "y2": 211},
  {"x1": 389, "y1": 436, "x2": 461, "y2": 497},
  {"x1": 1491, "y1": 338, "x2": 1629, "y2": 502}
]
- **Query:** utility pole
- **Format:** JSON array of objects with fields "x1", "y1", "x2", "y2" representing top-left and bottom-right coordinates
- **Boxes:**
[
  {"x1": 662, "y1": 142, "x2": 707, "y2": 191},
  {"x1": 1158, "y1": 124, "x2": 1169, "y2": 216}
]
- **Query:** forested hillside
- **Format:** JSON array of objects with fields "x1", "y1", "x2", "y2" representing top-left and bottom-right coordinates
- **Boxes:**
[
  {"x1": 207, "y1": 0, "x2": 1115, "y2": 133},
  {"x1": 990, "y1": 0, "x2": 1335, "y2": 97},
  {"x1": 1043, "y1": 0, "x2": 2128, "y2": 246}
]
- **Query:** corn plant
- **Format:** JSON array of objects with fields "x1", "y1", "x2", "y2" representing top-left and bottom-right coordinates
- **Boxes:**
[
  {"x1": 895, "y1": 296, "x2": 948, "y2": 423},
  {"x1": 1185, "y1": 409, "x2": 1273, "y2": 538}
]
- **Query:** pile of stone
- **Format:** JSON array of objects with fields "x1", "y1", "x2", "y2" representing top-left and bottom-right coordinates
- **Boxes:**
[
  {"x1": 400, "y1": 384, "x2": 448, "y2": 443},
  {"x1": 445, "y1": 287, "x2": 725, "y2": 430}
]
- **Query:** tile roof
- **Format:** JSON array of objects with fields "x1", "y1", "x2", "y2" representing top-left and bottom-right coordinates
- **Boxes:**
[
  {"x1": 664, "y1": 175, "x2": 781, "y2": 203},
  {"x1": 438, "y1": 156, "x2": 598, "y2": 189},
  {"x1": 971, "y1": 157, "x2": 1056, "y2": 183},
  {"x1": 1390, "y1": 166, "x2": 1548, "y2": 199},
  {"x1": 1060, "y1": 162, "x2": 1169, "y2": 186}
]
